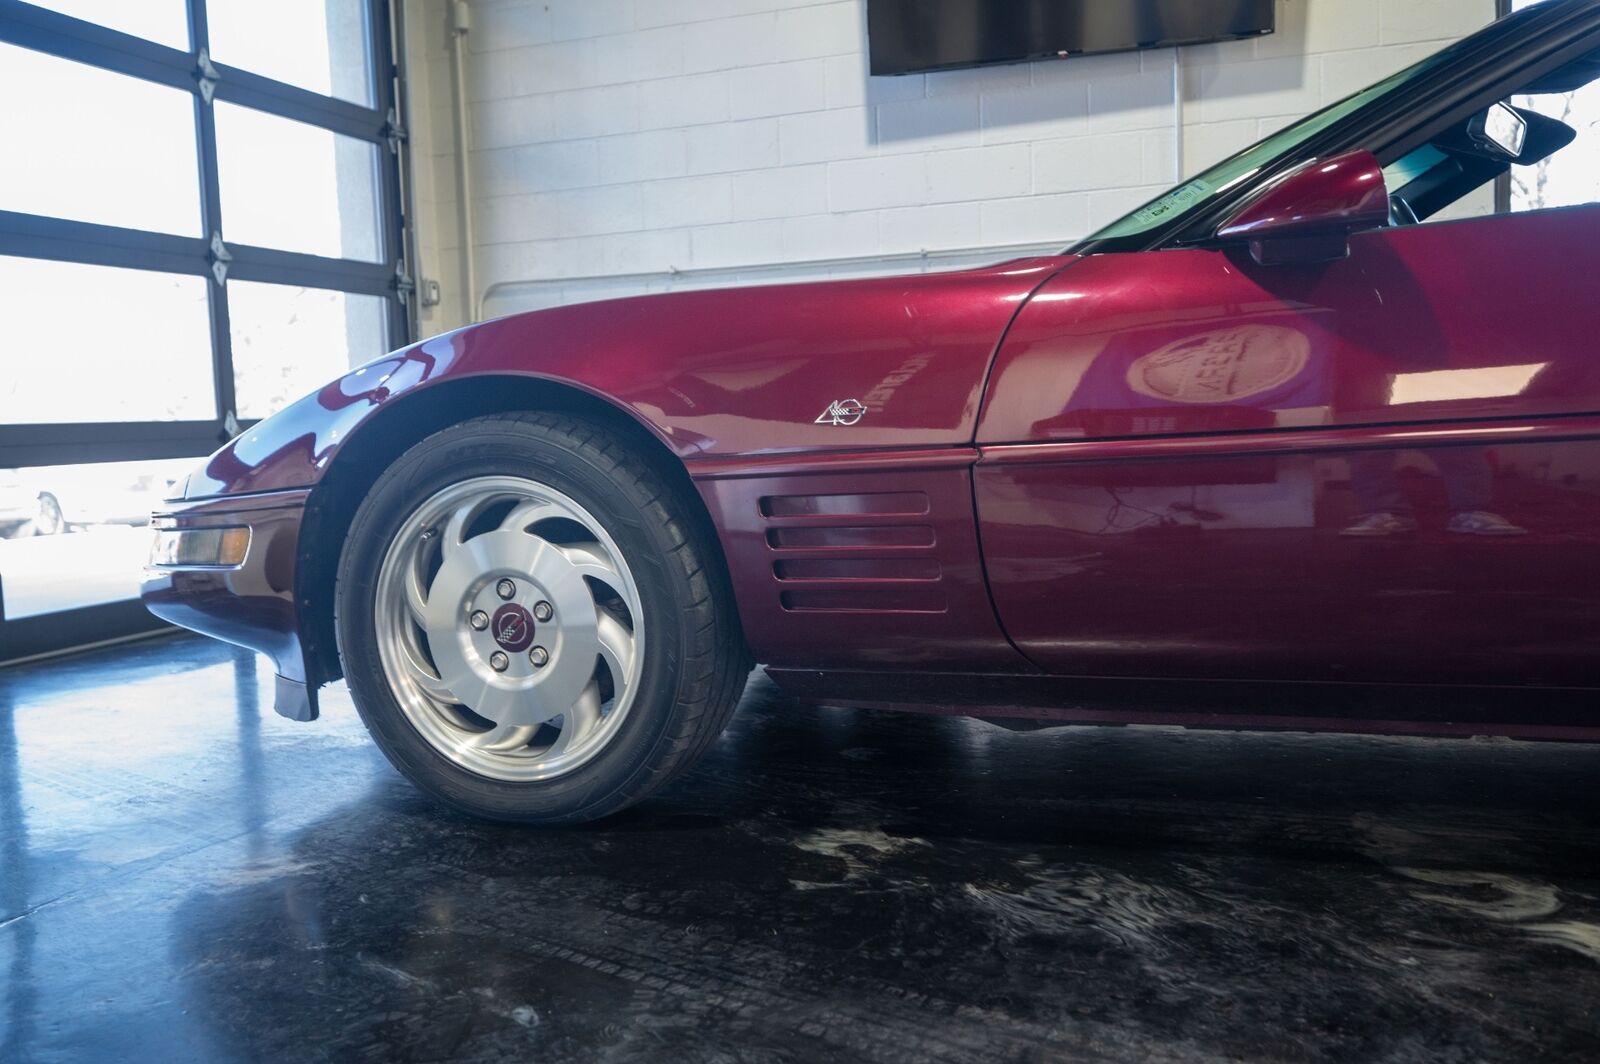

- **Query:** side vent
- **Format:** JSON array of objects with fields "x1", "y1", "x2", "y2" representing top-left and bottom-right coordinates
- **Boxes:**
[
  {"x1": 761, "y1": 492, "x2": 928, "y2": 517},
  {"x1": 760, "y1": 491, "x2": 946, "y2": 614},
  {"x1": 767, "y1": 525, "x2": 933, "y2": 549}
]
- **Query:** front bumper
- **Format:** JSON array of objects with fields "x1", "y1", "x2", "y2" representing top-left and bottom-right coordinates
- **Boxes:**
[{"x1": 140, "y1": 488, "x2": 320, "y2": 721}]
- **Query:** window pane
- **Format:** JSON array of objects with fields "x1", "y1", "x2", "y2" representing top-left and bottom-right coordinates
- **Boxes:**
[
  {"x1": 0, "y1": 257, "x2": 214, "y2": 424},
  {"x1": 0, "y1": 458, "x2": 193, "y2": 618},
  {"x1": 1510, "y1": 1, "x2": 1600, "y2": 214},
  {"x1": 24, "y1": 0, "x2": 189, "y2": 50},
  {"x1": 1510, "y1": 82, "x2": 1600, "y2": 212},
  {"x1": 207, "y1": 0, "x2": 374, "y2": 106},
  {"x1": 215, "y1": 103, "x2": 383, "y2": 261},
  {"x1": 229, "y1": 282, "x2": 388, "y2": 419},
  {"x1": 0, "y1": 43, "x2": 200, "y2": 236}
]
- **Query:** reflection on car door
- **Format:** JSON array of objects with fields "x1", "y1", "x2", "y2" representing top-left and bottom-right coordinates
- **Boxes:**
[{"x1": 974, "y1": 206, "x2": 1600, "y2": 687}]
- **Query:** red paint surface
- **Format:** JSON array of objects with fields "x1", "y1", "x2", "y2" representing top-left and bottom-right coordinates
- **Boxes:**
[
  {"x1": 1217, "y1": 149, "x2": 1390, "y2": 242},
  {"x1": 976, "y1": 205, "x2": 1600, "y2": 689},
  {"x1": 695, "y1": 452, "x2": 1030, "y2": 671},
  {"x1": 146, "y1": 163, "x2": 1600, "y2": 730},
  {"x1": 142, "y1": 490, "x2": 311, "y2": 684},
  {"x1": 185, "y1": 258, "x2": 1069, "y2": 499}
]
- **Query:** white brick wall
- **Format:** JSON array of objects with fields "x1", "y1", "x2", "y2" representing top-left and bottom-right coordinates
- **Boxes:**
[{"x1": 403, "y1": 0, "x2": 1495, "y2": 329}]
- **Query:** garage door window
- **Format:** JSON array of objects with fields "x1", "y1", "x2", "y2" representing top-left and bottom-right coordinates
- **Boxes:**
[
  {"x1": 0, "y1": 42, "x2": 201, "y2": 236},
  {"x1": 0, "y1": 0, "x2": 410, "y2": 658},
  {"x1": 0, "y1": 458, "x2": 193, "y2": 620},
  {"x1": 214, "y1": 102, "x2": 384, "y2": 262},
  {"x1": 0, "y1": 256, "x2": 215, "y2": 424},
  {"x1": 229, "y1": 282, "x2": 389, "y2": 420},
  {"x1": 207, "y1": 0, "x2": 375, "y2": 106}
]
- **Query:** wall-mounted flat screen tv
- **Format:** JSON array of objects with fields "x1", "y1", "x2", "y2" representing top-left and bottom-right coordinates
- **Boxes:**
[{"x1": 867, "y1": 0, "x2": 1276, "y2": 76}]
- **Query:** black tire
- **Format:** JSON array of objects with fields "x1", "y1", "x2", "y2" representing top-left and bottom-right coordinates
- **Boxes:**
[{"x1": 334, "y1": 412, "x2": 749, "y2": 824}]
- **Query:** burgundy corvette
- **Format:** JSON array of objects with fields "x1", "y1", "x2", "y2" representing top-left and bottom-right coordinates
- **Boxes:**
[{"x1": 145, "y1": 1, "x2": 1600, "y2": 823}]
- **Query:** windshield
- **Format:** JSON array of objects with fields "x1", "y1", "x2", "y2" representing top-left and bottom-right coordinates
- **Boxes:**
[{"x1": 1075, "y1": 49, "x2": 1461, "y2": 248}]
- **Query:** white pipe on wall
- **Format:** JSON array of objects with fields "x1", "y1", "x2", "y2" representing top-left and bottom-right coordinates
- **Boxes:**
[
  {"x1": 449, "y1": 0, "x2": 476, "y2": 323},
  {"x1": 1171, "y1": 46, "x2": 1185, "y2": 182}
]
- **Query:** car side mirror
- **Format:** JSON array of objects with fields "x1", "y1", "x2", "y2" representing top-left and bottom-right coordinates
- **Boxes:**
[{"x1": 1217, "y1": 149, "x2": 1390, "y2": 266}]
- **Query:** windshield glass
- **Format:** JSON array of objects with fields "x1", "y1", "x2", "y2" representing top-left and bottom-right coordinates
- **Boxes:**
[{"x1": 1076, "y1": 49, "x2": 1459, "y2": 247}]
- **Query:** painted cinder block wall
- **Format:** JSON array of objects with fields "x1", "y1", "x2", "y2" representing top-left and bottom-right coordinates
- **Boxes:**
[{"x1": 401, "y1": 0, "x2": 1496, "y2": 331}]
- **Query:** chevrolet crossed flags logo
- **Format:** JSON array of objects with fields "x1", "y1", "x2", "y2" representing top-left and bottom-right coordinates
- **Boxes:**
[{"x1": 815, "y1": 399, "x2": 867, "y2": 426}]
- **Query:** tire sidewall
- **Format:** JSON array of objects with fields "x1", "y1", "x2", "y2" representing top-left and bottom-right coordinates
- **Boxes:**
[{"x1": 336, "y1": 417, "x2": 690, "y2": 821}]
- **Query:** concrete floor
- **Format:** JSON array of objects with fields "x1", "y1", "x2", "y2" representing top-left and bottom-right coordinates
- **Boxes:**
[{"x1": 2, "y1": 634, "x2": 1598, "y2": 1063}]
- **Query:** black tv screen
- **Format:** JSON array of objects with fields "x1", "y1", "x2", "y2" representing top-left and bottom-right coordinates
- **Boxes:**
[{"x1": 868, "y1": 0, "x2": 1275, "y2": 76}]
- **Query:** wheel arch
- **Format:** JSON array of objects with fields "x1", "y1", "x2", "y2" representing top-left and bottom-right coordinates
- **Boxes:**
[{"x1": 295, "y1": 373, "x2": 743, "y2": 688}]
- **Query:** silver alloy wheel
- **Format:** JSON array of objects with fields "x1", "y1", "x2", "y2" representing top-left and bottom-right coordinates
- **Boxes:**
[{"x1": 373, "y1": 475, "x2": 644, "y2": 781}]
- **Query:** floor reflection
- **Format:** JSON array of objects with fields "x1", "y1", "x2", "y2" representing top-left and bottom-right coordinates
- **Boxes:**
[
  {"x1": 0, "y1": 679, "x2": 37, "y2": 1063},
  {"x1": 1, "y1": 634, "x2": 1598, "y2": 1061}
]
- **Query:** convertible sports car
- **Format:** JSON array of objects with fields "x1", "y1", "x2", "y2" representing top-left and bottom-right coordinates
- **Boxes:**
[{"x1": 144, "y1": 0, "x2": 1600, "y2": 823}]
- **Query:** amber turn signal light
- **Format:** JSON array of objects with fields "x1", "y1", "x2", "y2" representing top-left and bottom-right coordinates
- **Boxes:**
[{"x1": 148, "y1": 527, "x2": 251, "y2": 568}]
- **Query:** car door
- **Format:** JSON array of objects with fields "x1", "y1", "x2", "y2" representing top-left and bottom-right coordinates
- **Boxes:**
[{"x1": 973, "y1": 205, "x2": 1600, "y2": 687}]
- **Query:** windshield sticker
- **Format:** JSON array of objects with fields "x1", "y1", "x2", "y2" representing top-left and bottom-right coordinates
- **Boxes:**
[{"x1": 1131, "y1": 179, "x2": 1211, "y2": 226}]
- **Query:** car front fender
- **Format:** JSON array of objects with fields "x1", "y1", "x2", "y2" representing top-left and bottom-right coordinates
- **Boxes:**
[{"x1": 183, "y1": 258, "x2": 1072, "y2": 501}]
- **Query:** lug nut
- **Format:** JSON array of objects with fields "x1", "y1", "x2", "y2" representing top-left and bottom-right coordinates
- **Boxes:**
[
  {"x1": 528, "y1": 646, "x2": 549, "y2": 668},
  {"x1": 496, "y1": 579, "x2": 516, "y2": 599},
  {"x1": 489, "y1": 651, "x2": 509, "y2": 672},
  {"x1": 533, "y1": 600, "x2": 553, "y2": 622},
  {"x1": 468, "y1": 610, "x2": 489, "y2": 631}
]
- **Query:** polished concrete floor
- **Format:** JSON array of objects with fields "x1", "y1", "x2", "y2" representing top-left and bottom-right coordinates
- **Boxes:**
[{"x1": 2, "y1": 634, "x2": 1599, "y2": 1063}]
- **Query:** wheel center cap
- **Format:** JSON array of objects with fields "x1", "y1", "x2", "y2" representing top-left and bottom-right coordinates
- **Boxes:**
[{"x1": 489, "y1": 603, "x2": 536, "y2": 652}]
